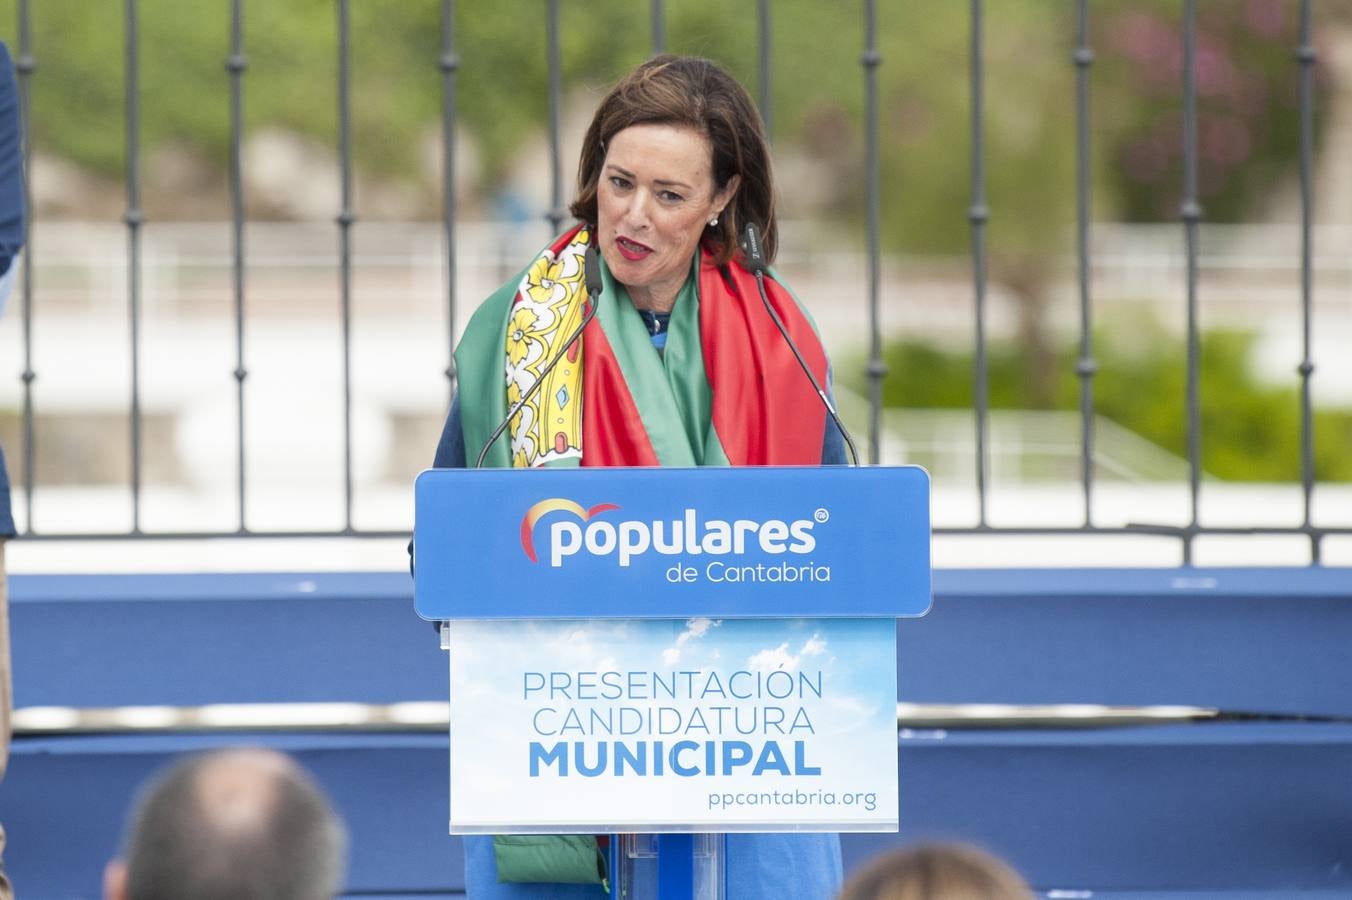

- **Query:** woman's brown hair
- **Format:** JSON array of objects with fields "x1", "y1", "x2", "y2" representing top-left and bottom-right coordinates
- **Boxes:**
[
  {"x1": 570, "y1": 55, "x2": 776, "y2": 266},
  {"x1": 836, "y1": 843, "x2": 1034, "y2": 900}
]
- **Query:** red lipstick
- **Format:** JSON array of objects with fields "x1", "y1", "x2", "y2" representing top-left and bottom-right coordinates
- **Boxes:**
[{"x1": 616, "y1": 235, "x2": 652, "y2": 262}]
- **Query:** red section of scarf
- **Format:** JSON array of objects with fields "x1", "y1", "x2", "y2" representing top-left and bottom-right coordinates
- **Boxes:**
[
  {"x1": 581, "y1": 320, "x2": 662, "y2": 467},
  {"x1": 575, "y1": 245, "x2": 828, "y2": 467},
  {"x1": 699, "y1": 258, "x2": 828, "y2": 465}
]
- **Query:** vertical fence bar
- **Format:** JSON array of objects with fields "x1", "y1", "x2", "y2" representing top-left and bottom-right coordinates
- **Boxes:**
[
  {"x1": 124, "y1": 0, "x2": 144, "y2": 533},
  {"x1": 1073, "y1": 0, "x2": 1095, "y2": 526},
  {"x1": 545, "y1": 0, "x2": 563, "y2": 235},
  {"x1": 440, "y1": 0, "x2": 459, "y2": 400},
  {"x1": 1180, "y1": 0, "x2": 1201, "y2": 564},
  {"x1": 1296, "y1": 0, "x2": 1318, "y2": 563},
  {"x1": 651, "y1": 0, "x2": 665, "y2": 55},
  {"x1": 758, "y1": 0, "x2": 772, "y2": 140},
  {"x1": 336, "y1": 0, "x2": 355, "y2": 531},
  {"x1": 863, "y1": 0, "x2": 884, "y2": 465},
  {"x1": 968, "y1": 0, "x2": 990, "y2": 524},
  {"x1": 16, "y1": 0, "x2": 34, "y2": 531},
  {"x1": 227, "y1": 0, "x2": 248, "y2": 532}
]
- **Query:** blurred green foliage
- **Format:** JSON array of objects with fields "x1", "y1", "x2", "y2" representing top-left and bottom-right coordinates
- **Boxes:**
[
  {"x1": 858, "y1": 324, "x2": 1352, "y2": 482},
  {"x1": 0, "y1": 1, "x2": 1326, "y2": 240},
  {"x1": 0, "y1": 3, "x2": 1337, "y2": 483}
]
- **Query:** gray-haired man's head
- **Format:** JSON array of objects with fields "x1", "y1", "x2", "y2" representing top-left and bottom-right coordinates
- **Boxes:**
[{"x1": 104, "y1": 748, "x2": 347, "y2": 900}]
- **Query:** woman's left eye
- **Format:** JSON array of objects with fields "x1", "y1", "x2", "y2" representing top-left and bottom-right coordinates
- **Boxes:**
[{"x1": 659, "y1": 191, "x2": 684, "y2": 203}]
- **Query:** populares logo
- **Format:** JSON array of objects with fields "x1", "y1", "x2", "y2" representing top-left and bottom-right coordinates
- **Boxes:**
[
  {"x1": 520, "y1": 498, "x2": 818, "y2": 568},
  {"x1": 520, "y1": 499, "x2": 621, "y2": 563}
]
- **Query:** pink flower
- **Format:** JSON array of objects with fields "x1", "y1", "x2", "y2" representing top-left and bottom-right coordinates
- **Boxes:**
[
  {"x1": 1245, "y1": 0, "x2": 1286, "y2": 40},
  {"x1": 1123, "y1": 139, "x2": 1168, "y2": 184},
  {"x1": 1113, "y1": 13, "x2": 1173, "y2": 67},
  {"x1": 1195, "y1": 41, "x2": 1237, "y2": 98},
  {"x1": 1204, "y1": 117, "x2": 1251, "y2": 167}
]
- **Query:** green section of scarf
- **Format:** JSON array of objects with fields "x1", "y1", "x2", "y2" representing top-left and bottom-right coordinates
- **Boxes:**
[
  {"x1": 492, "y1": 835, "x2": 608, "y2": 887},
  {"x1": 455, "y1": 261, "x2": 525, "y2": 469},
  {"x1": 591, "y1": 254, "x2": 730, "y2": 467}
]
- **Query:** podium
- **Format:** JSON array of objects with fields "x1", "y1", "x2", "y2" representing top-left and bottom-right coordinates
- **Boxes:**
[{"x1": 415, "y1": 466, "x2": 930, "y2": 898}]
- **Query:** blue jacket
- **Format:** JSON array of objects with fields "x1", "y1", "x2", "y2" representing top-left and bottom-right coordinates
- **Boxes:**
[{"x1": 0, "y1": 41, "x2": 26, "y2": 538}]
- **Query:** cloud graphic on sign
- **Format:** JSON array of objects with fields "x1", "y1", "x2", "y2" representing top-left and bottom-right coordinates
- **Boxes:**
[
  {"x1": 662, "y1": 617, "x2": 720, "y2": 666},
  {"x1": 822, "y1": 693, "x2": 883, "y2": 734},
  {"x1": 538, "y1": 620, "x2": 627, "y2": 671},
  {"x1": 747, "y1": 633, "x2": 828, "y2": 673},
  {"x1": 748, "y1": 642, "x2": 794, "y2": 672}
]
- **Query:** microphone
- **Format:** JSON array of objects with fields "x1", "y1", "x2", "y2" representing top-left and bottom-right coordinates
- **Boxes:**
[
  {"x1": 742, "y1": 222, "x2": 860, "y2": 466},
  {"x1": 584, "y1": 240, "x2": 603, "y2": 298},
  {"x1": 741, "y1": 221, "x2": 767, "y2": 275},
  {"x1": 474, "y1": 244, "x2": 604, "y2": 468}
]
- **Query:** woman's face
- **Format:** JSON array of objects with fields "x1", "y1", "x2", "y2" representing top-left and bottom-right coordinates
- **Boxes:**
[{"x1": 596, "y1": 123, "x2": 739, "y2": 311}]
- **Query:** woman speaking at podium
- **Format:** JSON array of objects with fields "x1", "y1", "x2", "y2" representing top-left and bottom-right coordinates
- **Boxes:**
[{"x1": 430, "y1": 55, "x2": 846, "y2": 897}]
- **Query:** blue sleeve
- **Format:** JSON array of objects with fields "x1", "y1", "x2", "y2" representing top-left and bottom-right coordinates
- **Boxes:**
[
  {"x1": 0, "y1": 443, "x2": 14, "y2": 537},
  {"x1": 0, "y1": 43, "x2": 19, "y2": 532},
  {"x1": 0, "y1": 42, "x2": 25, "y2": 282},
  {"x1": 412, "y1": 393, "x2": 466, "y2": 577},
  {"x1": 820, "y1": 366, "x2": 847, "y2": 466},
  {"x1": 433, "y1": 392, "x2": 468, "y2": 469}
]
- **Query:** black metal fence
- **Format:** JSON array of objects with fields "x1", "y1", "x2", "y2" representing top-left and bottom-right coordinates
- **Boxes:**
[{"x1": 2, "y1": 0, "x2": 1342, "y2": 564}]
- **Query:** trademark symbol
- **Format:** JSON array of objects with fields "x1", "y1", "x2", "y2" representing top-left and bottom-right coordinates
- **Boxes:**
[{"x1": 814, "y1": 508, "x2": 830, "y2": 523}]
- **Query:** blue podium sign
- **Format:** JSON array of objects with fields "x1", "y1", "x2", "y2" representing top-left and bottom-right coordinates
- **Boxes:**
[{"x1": 414, "y1": 466, "x2": 930, "y2": 620}]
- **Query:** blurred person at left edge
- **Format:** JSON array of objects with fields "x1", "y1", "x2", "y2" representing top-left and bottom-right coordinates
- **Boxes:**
[{"x1": 0, "y1": 38, "x2": 25, "y2": 900}]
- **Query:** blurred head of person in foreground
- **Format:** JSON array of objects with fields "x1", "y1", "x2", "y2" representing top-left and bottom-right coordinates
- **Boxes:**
[
  {"x1": 837, "y1": 842, "x2": 1033, "y2": 900},
  {"x1": 104, "y1": 747, "x2": 347, "y2": 900}
]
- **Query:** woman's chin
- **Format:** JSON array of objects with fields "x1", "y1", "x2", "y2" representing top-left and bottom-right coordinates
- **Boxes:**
[{"x1": 602, "y1": 255, "x2": 648, "y2": 288}]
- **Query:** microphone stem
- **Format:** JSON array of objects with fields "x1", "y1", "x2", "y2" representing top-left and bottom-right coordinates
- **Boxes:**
[{"x1": 753, "y1": 270, "x2": 861, "y2": 467}]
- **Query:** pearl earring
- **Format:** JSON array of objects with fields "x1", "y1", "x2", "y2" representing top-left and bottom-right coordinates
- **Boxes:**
[{"x1": 709, "y1": 217, "x2": 718, "y2": 227}]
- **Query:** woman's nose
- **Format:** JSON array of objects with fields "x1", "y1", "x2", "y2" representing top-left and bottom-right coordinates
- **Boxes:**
[{"x1": 623, "y1": 190, "x2": 652, "y2": 230}]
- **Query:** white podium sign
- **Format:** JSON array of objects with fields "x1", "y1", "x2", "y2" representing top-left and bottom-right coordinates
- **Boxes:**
[{"x1": 447, "y1": 616, "x2": 898, "y2": 834}]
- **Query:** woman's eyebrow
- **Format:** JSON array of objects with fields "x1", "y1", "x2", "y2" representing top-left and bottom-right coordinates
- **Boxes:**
[{"x1": 604, "y1": 163, "x2": 692, "y2": 192}]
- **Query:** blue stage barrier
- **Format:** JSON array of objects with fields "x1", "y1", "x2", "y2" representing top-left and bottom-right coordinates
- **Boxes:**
[
  {"x1": 9, "y1": 572, "x2": 445, "y2": 707},
  {"x1": 901, "y1": 568, "x2": 1352, "y2": 717},
  {"x1": 14, "y1": 568, "x2": 1352, "y2": 714},
  {"x1": 9, "y1": 724, "x2": 1352, "y2": 897},
  {"x1": 4, "y1": 568, "x2": 1351, "y2": 897}
]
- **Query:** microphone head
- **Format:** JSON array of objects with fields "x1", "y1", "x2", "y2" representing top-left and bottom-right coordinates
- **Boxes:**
[
  {"x1": 741, "y1": 222, "x2": 767, "y2": 275},
  {"x1": 584, "y1": 244, "x2": 603, "y2": 298}
]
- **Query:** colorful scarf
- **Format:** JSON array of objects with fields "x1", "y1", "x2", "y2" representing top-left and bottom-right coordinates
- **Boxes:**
[{"x1": 455, "y1": 223, "x2": 829, "y2": 468}]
